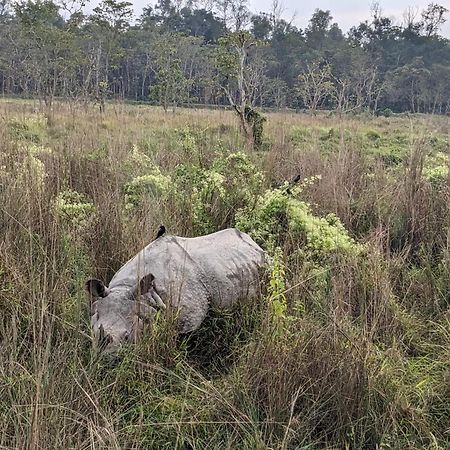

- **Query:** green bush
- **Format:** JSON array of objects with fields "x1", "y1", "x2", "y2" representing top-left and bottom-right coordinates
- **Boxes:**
[
  {"x1": 124, "y1": 166, "x2": 171, "y2": 210},
  {"x1": 236, "y1": 177, "x2": 362, "y2": 259},
  {"x1": 7, "y1": 113, "x2": 47, "y2": 142},
  {"x1": 366, "y1": 129, "x2": 381, "y2": 141},
  {"x1": 174, "y1": 151, "x2": 263, "y2": 233},
  {"x1": 54, "y1": 189, "x2": 95, "y2": 231}
]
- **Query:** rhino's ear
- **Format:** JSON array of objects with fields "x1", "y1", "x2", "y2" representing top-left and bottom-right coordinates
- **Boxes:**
[
  {"x1": 136, "y1": 273, "x2": 155, "y2": 296},
  {"x1": 85, "y1": 278, "x2": 109, "y2": 298}
]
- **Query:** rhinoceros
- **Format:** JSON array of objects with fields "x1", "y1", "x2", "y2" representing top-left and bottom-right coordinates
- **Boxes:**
[{"x1": 86, "y1": 228, "x2": 266, "y2": 351}]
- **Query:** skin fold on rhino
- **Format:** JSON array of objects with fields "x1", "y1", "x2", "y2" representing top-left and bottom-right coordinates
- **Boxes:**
[{"x1": 86, "y1": 228, "x2": 267, "y2": 352}]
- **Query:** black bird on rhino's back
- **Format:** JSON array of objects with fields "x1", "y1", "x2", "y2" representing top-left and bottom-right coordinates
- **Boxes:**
[{"x1": 155, "y1": 225, "x2": 166, "y2": 240}]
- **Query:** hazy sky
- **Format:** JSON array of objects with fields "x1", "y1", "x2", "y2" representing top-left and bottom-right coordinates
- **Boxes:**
[
  {"x1": 122, "y1": 0, "x2": 450, "y2": 37},
  {"x1": 248, "y1": 0, "x2": 450, "y2": 37}
]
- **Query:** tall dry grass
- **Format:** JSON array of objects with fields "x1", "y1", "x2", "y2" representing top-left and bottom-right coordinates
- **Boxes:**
[{"x1": 1, "y1": 100, "x2": 450, "y2": 449}]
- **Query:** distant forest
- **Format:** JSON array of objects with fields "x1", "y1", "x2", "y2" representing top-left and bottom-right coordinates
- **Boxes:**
[{"x1": 1, "y1": 0, "x2": 449, "y2": 114}]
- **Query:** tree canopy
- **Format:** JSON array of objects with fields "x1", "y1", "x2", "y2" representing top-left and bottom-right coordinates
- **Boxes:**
[{"x1": 0, "y1": 0, "x2": 449, "y2": 114}]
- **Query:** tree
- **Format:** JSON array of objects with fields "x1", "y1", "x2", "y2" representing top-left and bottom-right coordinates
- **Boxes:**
[
  {"x1": 421, "y1": 3, "x2": 448, "y2": 37},
  {"x1": 13, "y1": 0, "x2": 81, "y2": 116},
  {"x1": 296, "y1": 60, "x2": 333, "y2": 113},
  {"x1": 214, "y1": 0, "x2": 249, "y2": 31},
  {"x1": 0, "y1": 0, "x2": 12, "y2": 21},
  {"x1": 87, "y1": 0, "x2": 133, "y2": 110},
  {"x1": 180, "y1": 7, "x2": 225, "y2": 42},
  {"x1": 386, "y1": 58, "x2": 431, "y2": 113},
  {"x1": 251, "y1": 13, "x2": 272, "y2": 41},
  {"x1": 428, "y1": 64, "x2": 450, "y2": 113},
  {"x1": 216, "y1": 31, "x2": 266, "y2": 148},
  {"x1": 148, "y1": 32, "x2": 196, "y2": 111},
  {"x1": 305, "y1": 9, "x2": 332, "y2": 51}
]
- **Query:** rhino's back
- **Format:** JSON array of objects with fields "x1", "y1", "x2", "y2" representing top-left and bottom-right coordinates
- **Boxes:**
[
  {"x1": 108, "y1": 228, "x2": 266, "y2": 308},
  {"x1": 182, "y1": 228, "x2": 266, "y2": 307}
]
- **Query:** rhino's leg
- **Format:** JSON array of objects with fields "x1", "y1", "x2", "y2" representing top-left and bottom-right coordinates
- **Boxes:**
[
  {"x1": 156, "y1": 280, "x2": 209, "y2": 334},
  {"x1": 176, "y1": 291, "x2": 210, "y2": 334}
]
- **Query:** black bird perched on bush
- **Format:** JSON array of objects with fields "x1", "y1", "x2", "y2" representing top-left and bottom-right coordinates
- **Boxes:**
[
  {"x1": 286, "y1": 173, "x2": 302, "y2": 194},
  {"x1": 291, "y1": 174, "x2": 301, "y2": 184},
  {"x1": 155, "y1": 225, "x2": 166, "y2": 240}
]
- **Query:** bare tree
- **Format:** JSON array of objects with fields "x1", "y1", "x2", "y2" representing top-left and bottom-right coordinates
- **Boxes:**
[
  {"x1": 421, "y1": 3, "x2": 448, "y2": 37},
  {"x1": 215, "y1": 0, "x2": 249, "y2": 31},
  {"x1": 296, "y1": 61, "x2": 334, "y2": 114},
  {"x1": 217, "y1": 31, "x2": 266, "y2": 148},
  {"x1": 402, "y1": 6, "x2": 420, "y2": 31}
]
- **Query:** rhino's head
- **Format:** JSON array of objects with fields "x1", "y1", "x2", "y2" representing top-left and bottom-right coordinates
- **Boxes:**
[{"x1": 85, "y1": 274, "x2": 166, "y2": 352}]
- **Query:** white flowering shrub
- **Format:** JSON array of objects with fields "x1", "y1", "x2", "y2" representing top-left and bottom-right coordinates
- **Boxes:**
[
  {"x1": 15, "y1": 153, "x2": 47, "y2": 193},
  {"x1": 125, "y1": 144, "x2": 154, "y2": 174},
  {"x1": 54, "y1": 189, "x2": 95, "y2": 231},
  {"x1": 236, "y1": 177, "x2": 362, "y2": 260},
  {"x1": 124, "y1": 168, "x2": 171, "y2": 210},
  {"x1": 0, "y1": 144, "x2": 49, "y2": 194},
  {"x1": 7, "y1": 113, "x2": 47, "y2": 142},
  {"x1": 423, "y1": 152, "x2": 449, "y2": 188},
  {"x1": 174, "y1": 152, "x2": 263, "y2": 234},
  {"x1": 212, "y1": 152, "x2": 263, "y2": 208},
  {"x1": 21, "y1": 143, "x2": 53, "y2": 156}
]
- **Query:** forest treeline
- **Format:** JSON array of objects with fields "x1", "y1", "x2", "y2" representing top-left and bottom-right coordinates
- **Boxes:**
[{"x1": 0, "y1": 0, "x2": 449, "y2": 114}]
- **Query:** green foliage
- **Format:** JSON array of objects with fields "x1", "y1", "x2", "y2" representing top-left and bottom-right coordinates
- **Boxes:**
[
  {"x1": 377, "y1": 108, "x2": 393, "y2": 117},
  {"x1": 54, "y1": 189, "x2": 95, "y2": 231},
  {"x1": 237, "y1": 177, "x2": 362, "y2": 259},
  {"x1": 289, "y1": 126, "x2": 340, "y2": 154},
  {"x1": 423, "y1": 151, "x2": 449, "y2": 188},
  {"x1": 366, "y1": 129, "x2": 381, "y2": 141},
  {"x1": 175, "y1": 151, "x2": 263, "y2": 233},
  {"x1": 125, "y1": 143, "x2": 156, "y2": 173},
  {"x1": 148, "y1": 32, "x2": 194, "y2": 110},
  {"x1": 216, "y1": 31, "x2": 258, "y2": 79},
  {"x1": 7, "y1": 114, "x2": 47, "y2": 142},
  {"x1": 267, "y1": 247, "x2": 288, "y2": 322},
  {"x1": 0, "y1": 0, "x2": 450, "y2": 114},
  {"x1": 289, "y1": 124, "x2": 418, "y2": 166},
  {"x1": 244, "y1": 106, "x2": 266, "y2": 150},
  {"x1": 124, "y1": 168, "x2": 171, "y2": 210}
]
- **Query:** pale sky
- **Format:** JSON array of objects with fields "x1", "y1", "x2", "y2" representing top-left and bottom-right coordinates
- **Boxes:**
[
  {"x1": 86, "y1": 0, "x2": 450, "y2": 37},
  {"x1": 247, "y1": 0, "x2": 450, "y2": 37}
]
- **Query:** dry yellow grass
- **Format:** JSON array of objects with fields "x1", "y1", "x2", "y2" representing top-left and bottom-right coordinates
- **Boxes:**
[{"x1": 1, "y1": 100, "x2": 450, "y2": 449}]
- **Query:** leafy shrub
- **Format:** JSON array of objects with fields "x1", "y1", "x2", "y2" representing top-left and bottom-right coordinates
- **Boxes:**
[
  {"x1": 376, "y1": 108, "x2": 393, "y2": 117},
  {"x1": 266, "y1": 247, "x2": 289, "y2": 323},
  {"x1": 236, "y1": 177, "x2": 362, "y2": 259},
  {"x1": 318, "y1": 127, "x2": 336, "y2": 141},
  {"x1": 366, "y1": 129, "x2": 381, "y2": 141},
  {"x1": 423, "y1": 151, "x2": 449, "y2": 188},
  {"x1": 289, "y1": 126, "x2": 313, "y2": 144},
  {"x1": 21, "y1": 142, "x2": 53, "y2": 156},
  {"x1": 54, "y1": 189, "x2": 95, "y2": 231},
  {"x1": 7, "y1": 114, "x2": 47, "y2": 142},
  {"x1": 124, "y1": 167, "x2": 171, "y2": 210},
  {"x1": 174, "y1": 151, "x2": 263, "y2": 233},
  {"x1": 244, "y1": 106, "x2": 266, "y2": 150},
  {"x1": 424, "y1": 165, "x2": 448, "y2": 187}
]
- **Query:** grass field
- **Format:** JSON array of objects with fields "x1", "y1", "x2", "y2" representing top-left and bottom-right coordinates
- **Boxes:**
[{"x1": 1, "y1": 99, "x2": 450, "y2": 449}]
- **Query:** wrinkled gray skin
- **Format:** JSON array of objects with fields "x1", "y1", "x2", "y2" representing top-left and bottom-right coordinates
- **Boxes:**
[{"x1": 86, "y1": 228, "x2": 266, "y2": 352}]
